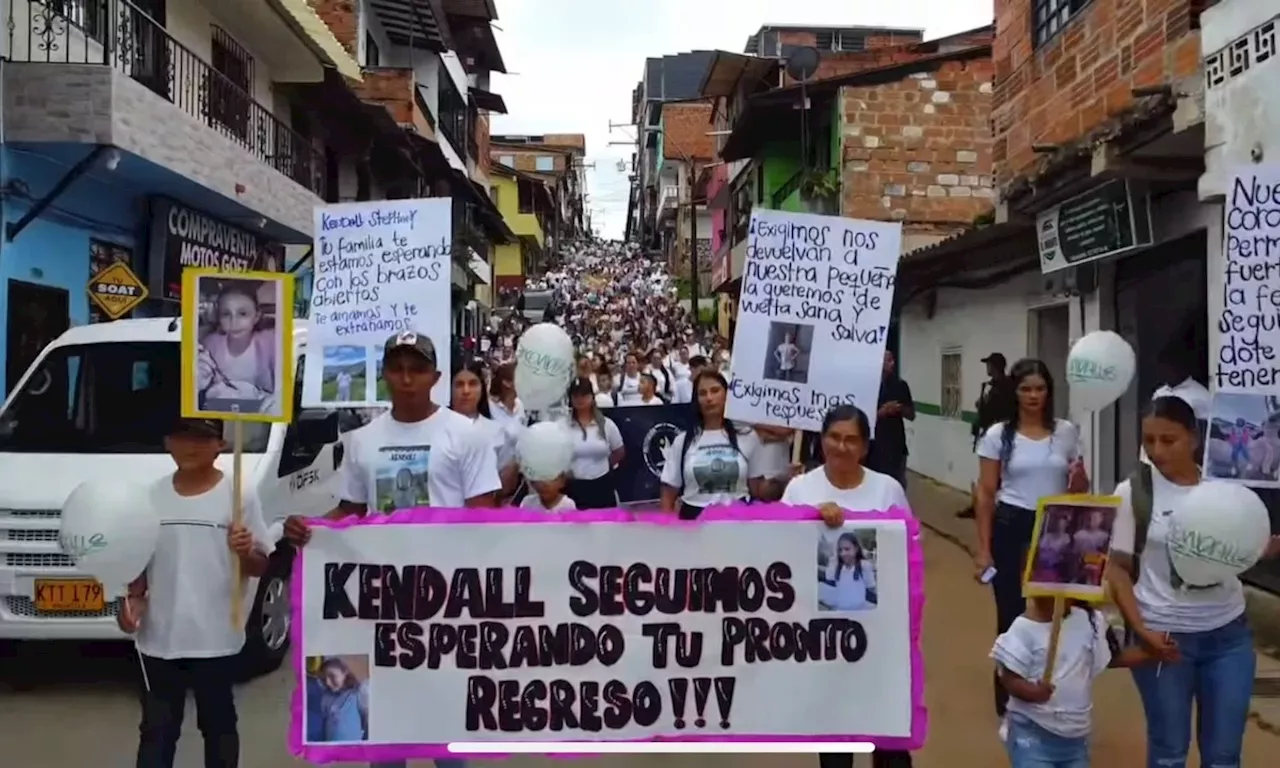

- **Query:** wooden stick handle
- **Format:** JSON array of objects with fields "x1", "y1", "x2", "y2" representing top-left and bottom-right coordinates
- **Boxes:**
[
  {"x1": 1041, "y1": 595, "x2": 1066, "y2": 684},
  {"x1": 231, "y1": 420, "x2": 244, "y2": 630},
  {"x1": 791, "y1": 429, "x2": 804, "y2": 465}
]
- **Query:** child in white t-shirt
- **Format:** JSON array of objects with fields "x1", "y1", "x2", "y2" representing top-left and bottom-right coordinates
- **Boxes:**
[
  {"x1": 991, "y1": 596, "x2": 1151, "y2": 766},
  {"x1": 519, "y1": 473, "x2": 578, "y2": 513},
  {"x1": 119, "y1": 417, "x2": 274, "y2": 768}
]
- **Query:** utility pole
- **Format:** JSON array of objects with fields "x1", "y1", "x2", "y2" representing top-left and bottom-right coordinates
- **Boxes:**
[{"x1": 688, "y1": 160, "x2": 699, "y2": 329}]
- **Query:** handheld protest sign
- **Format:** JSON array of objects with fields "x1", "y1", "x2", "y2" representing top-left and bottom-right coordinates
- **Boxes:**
[
  {"x1": 180, "y1": 268, "x2": 295, "y2": 628},
  {"x1": 724, "y1": 208, "x2": 903, "y2": 434},
  {"x1": 180, "y1": 268, "x2": 295, "y2": 424},
  {"x1": 1022, "y1": 494, "x2": 1121, "y2": 684},
  {"x1": 1021, "y1": 494, "x2": 1121, "y2": 603}
]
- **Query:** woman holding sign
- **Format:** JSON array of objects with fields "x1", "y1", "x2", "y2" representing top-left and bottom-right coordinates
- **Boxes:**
[
  {"x1": 659, "y1": 369, "x2": 768, "y2": 518},
  {"x1": 973, "y1": 358, "x2": 1088, "y2": 717},
  {"x1": 451, "y1": 360, "x2": 520, "y2": 500},
  {"x1": 1106, "y1": 396, "x2": 1280, "y2": 768},
  {"x1": 781, "y1": 404, "x2": 912, "y2": 768}
]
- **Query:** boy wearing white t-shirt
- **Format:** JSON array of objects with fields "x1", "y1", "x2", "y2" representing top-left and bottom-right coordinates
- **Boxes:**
[{"x1": 120, "y1": 417, "x2": 274, "y2": 768}]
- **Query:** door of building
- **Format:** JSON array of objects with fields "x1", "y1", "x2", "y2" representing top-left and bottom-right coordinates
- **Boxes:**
[
  {"x1": 5, "y1": 280, "x2": 71, "y2": 395},
  {"x1": 1030, "y1": 303, "x2": 1071, "y2": 420}
]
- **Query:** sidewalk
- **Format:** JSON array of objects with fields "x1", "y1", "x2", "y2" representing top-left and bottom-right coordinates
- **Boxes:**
[{"x1": 904, "y1": 472, "x2": 1280, "y2": 735}]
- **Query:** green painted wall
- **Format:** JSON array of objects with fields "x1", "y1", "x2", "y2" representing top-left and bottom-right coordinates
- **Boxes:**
[{"x1": 757, "y1": 100, "x2": 842, "y2": 212}]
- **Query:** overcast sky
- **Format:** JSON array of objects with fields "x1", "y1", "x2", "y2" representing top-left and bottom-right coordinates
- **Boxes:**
[{"x1": 488, "y1": 0, "x2": 994, "y2": 240}]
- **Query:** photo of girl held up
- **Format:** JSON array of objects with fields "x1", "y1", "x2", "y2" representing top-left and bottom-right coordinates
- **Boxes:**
[{"x1": 191, "y1": 274, "x2": 287, "y2": 420}]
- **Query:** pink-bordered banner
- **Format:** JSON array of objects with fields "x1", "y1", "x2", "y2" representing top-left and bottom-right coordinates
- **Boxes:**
[{"x1": 289, "y1": 505, "x2": 927, "y2": 763}]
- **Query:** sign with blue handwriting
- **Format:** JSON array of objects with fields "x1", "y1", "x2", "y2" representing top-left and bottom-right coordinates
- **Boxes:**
[
  {"x1": 302, "y1": 199, "x2": 453, "y2": 407},
  {"x1": 726, "y1": 209, "x2": 902, "y2": 435}
]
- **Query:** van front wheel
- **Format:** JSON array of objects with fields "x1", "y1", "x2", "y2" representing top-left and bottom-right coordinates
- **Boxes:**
[{"x1": 236, "y1": 547, "x2": 294, "y2": 680}]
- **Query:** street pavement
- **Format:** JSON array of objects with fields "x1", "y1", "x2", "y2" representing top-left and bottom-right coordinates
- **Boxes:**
[{"x1": 1, "y1": 487, "x2": 1276, "y2": 766}]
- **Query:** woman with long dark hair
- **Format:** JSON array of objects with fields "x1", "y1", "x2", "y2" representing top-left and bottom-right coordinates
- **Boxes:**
[
  {"x1": 1107, "y1": 396, "x2": 1280, "y2": 767},
  {"x1": 451, "y1": 360, "x2": 518, "y2": 499},
  {"x1": 783, "y1": 405, "x2": 913, "y2": 768},
  {"x1": 563, "y1": 377, "x2": 625, "y2": 509},
  {"x1": 488, "y1": 362, "x2": 526, "y2": 433},
  {"x1": 974, "y1": 358, "x2": 1087, "y2": 717},
  {"x1": 659, "y1": 369, "x2": 766, "y2": 519}
]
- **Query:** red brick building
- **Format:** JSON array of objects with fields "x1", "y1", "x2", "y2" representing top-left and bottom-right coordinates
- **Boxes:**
[{"x1": 892, "y1": 0, "x2": 1213, "y2": 500}]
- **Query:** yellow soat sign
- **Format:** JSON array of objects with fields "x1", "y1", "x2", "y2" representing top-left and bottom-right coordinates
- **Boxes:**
[{"x1": 86, "y1": 261, "x2": 149, "y2": 320}]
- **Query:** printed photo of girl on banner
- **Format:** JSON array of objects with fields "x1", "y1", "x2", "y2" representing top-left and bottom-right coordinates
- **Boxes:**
[{"x1": 180, "y1": 269, "x2": 295, "y2": 422}]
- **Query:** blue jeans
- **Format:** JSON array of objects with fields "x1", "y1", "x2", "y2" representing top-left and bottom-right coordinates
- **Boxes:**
[
  {"x1": 1130, "y1": 614, "x2": 1255, "y2": 768},
  {"x1": 1004, "y1": 713, "x2": 1089, "y2": 768},
  {"x1": 371, "y1": 761, "x2": 466, "y2": 768}
]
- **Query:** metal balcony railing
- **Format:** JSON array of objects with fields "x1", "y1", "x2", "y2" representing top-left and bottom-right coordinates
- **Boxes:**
[{"x1": 6, "y1": 0, "x2": 325, "y2": 196}]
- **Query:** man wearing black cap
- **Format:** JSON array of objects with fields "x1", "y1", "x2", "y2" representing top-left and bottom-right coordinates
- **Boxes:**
[
  {"x1": 284, "y1": 331, "x2": 499, "y2": 536},
  {"x1": 121, "y1": 416, "x2": 274, "y2": 768},
  {"x1": 959, "y1": 353, "x2": 1012, "y2": 519}
]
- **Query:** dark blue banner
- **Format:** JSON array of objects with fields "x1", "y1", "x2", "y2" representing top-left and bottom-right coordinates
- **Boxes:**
[{"x1": 607, "y1": 403, "x2": 695, "y2": 504}]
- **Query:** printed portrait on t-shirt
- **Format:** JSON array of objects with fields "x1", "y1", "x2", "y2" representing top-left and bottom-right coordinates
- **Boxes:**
[
  {"x1": 374, "y1": 445, "x2": 430, "y2": 513},
  {"x1": 690, "y1": 444, "x2": 740, "y2": 494}
]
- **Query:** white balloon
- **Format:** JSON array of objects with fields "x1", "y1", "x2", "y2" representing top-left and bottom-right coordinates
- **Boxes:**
[
  {"x1": 517, "y1": 421, "x2": 575, "y2": 482},
  {"x1": 1066, "y1": 331, "x2": 1135, "y2": 411},
  {"x1": 59, "y1": 480, "x2": 159, "y2": 593},
  {"x1": 514, "y1": 323, "x2": 576, "y2": 410},
  {"x1": 1167, "y1": 482, "x2": 1271, "y2": 588}
]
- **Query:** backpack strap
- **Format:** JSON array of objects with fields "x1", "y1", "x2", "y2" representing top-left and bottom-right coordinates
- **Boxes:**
[{"x1": 1127, "y1": 462, "x2": 1154, "y2": 574}]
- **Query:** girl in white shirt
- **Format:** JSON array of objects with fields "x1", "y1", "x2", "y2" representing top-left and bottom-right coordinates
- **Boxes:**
[
  {"x1": 451, "y1": 361, "x2": 518, "y2": 499},
  {"x1": 563, "y1": 377, "x2": 624, "y2": 509},
  {"x1": 1106, "y1": 396, "x2": 1280, "y2": 768},
  {"x1": 819, "y1": 532, "x2": 877, "y2": 610},
  {"x1": 519, "y1": 472, "x2": 577, "y2": 513},
  {"x1": 992, "y1": 597, "x2": 1149, "y2": 767},
  {"x1": 636, "y1": 373, "x2": 664, "y2": 406},
  {"x1": 660, "y1": 370, "x2": 766, "y2": 519},
  {"x1": 974, "y1": 358, "x2": 1088, "y2": 718},
  {"x1": 616, "y1": 354, "x2": 643, "y2": 406}
]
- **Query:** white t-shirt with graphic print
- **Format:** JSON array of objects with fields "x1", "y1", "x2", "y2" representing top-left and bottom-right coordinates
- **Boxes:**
[
  {"x1": 341, "y1": 408, "x2": 501, "y2": 514},
  {"x1": 660, "y1": 427, "x2": 765, "y2": 507},
  {"x1": 1110, "y1": 473, "x2": 1245, "y2": 634}
]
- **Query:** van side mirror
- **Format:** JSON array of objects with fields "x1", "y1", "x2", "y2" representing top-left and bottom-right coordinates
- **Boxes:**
[{"x1": 295, "y1": 410, "x2": 339, "y2": 448}]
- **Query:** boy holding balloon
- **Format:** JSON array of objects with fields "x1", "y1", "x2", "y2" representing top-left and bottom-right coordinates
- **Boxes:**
[{"x1": 119, "y1": 416, "x2": 274, "y2": 768}]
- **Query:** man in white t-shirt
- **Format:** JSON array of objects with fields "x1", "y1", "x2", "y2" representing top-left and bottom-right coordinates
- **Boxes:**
[
  {"x1": 284, "y1": 333, "x2": 496, "y2": 768},
  {"x1": 336, "y1": 371, "x2": 352, "y2": 401},
  {"x1": 120, "y1": 417, "x2": 274, "y2": 768}
]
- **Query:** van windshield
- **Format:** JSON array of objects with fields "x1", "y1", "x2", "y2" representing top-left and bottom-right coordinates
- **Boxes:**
[{"x1": 0, "y1": 342, "x2": 268, "y2": 453}]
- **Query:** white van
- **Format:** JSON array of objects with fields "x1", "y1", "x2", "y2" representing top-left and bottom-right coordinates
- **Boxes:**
[{"x1": 0, "y1": 318, "x2": 359, "y2": 677}]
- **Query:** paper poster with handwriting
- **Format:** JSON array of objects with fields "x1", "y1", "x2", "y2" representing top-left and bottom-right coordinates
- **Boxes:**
[
  {"x1": 302, "y1": 199, "x2": 452, "y2": 407},
  {"x1": 1215, "y1": 167, "x2": 1280, "y2": 396},
  {"x1": 726, "y1": 209, "x2": 902, "y2": 435}
]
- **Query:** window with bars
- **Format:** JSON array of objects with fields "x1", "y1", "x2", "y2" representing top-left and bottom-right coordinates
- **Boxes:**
[
  {"x1": 1033, "y1": 0, "x2": 1092, "y2": 48},
  {"x1": 208, "y1": 26, "x2": 254, "y2": 141},
  {"x1": 836, "y1": 31, "x2": 866, "y2": 52},
  {"x1": 941, "y1": 350, "x2": 963, "y2": 419},
  {"x1": 437, "y1": 66, "x2": 469, "y2": 158}
]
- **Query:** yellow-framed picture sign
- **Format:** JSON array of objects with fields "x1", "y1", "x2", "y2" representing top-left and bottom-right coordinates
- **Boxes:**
[
  {"x1": 180, "y1": 268, "x2": 295, "y2": 423},
  {"x1": 1022, "y1": 493, "x2": 1123, "y2": 603}
]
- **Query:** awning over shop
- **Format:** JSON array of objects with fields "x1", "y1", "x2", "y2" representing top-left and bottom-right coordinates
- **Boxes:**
[{"x1": 895, "y1": 221, "x2": 1038, "y2": 304}]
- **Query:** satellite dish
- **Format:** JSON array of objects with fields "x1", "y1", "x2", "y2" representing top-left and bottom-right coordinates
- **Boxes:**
[{"x1": 785, "y1": 46, "x2": 821, "y2": 82}]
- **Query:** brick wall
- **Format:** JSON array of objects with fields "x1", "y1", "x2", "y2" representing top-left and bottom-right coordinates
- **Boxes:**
[
  {"x1": 782, "y1": 28, "x2": 994, "y2": 84},
  {"x1": 992, "y1": 0, "x2": 1202, "y2": 187},
  {"x1": 777, "y1": 30, "x2": 924, "y2": 50},
  {"x1": 840, "y1": 57, "x2": 995, "y2": 231},
  {"x1": 354, "y1": 68, "x2": 414, "y2": 124},
  {"x1": 492, "y1": 148, "x2": 568, "y2": 174},
  {"x1": 310, "y1": 0, "x2": 357, "y2": 54},
  {"x1": 662, "y1": 102, "x2": 715, "y2": 160}
]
